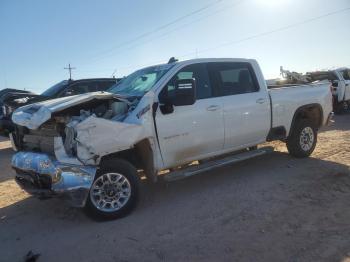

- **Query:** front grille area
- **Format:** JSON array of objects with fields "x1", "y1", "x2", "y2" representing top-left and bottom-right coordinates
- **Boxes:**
[{"x1": 14, "y1": 121, "x2": 64, "y2": 154}]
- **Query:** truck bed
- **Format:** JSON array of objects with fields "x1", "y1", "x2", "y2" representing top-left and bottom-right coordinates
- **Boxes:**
[{"x1": 268, "y1": 82, "x2": 332, "y2": 135}]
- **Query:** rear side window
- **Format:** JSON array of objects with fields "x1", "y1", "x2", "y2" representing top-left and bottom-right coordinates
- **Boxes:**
[
  {"x1": 208, "y1": 62, "x2": 259, "y2": 96},
  {"x1": 160, "y1": 63, "x2": 212, "y2": 101}
]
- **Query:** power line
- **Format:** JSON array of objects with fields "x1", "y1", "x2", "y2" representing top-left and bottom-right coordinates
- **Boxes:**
[
  {"x1": 80, "y1": 0, "x2": 246, "y2": 68},
  {"x1": 121, "y1": 0, "x2": 246, "y2": 53},
  {"x1": 84, "y1": 0, "x2": 226, "y2": 63},
  {"x1": 113, "y1": 6, "x2": 350, "y2": 75},
  {"x1": 182, "y1": 6, "x2": 350, "y2": 57}
]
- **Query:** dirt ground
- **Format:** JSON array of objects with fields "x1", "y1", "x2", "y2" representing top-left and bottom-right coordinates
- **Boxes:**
[{"x1": 0, "y1": 115, "x2": 350, "y2": 262}]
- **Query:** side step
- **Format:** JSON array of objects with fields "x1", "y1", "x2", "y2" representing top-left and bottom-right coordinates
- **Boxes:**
[{"x1": 163, "y1": 146, "x2": 274, "y2": 182}]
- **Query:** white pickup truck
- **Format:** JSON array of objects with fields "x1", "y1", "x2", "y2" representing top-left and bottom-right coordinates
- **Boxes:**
[
  {"x1": 307, "y1": 68, "x2": 350, "y2": 113},
  {"x1": 10, "y1": 58, "x2": 333, "y2": 220}
]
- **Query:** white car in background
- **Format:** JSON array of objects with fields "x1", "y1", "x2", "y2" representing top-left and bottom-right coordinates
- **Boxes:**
[{"x1": 308, "y1": 68, "x2": 350, "y2": 113}]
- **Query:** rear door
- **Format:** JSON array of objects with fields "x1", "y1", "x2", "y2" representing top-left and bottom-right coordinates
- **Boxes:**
[
  {"x1": 155, "y1": 63, "x2": 225, "y2": 168},
  {"x1": 207, "y1": 62, "x2": 270, "y2": 149}
]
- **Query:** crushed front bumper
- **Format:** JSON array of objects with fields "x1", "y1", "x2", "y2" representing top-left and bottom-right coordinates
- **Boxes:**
[{"x1": 11, "y1": 152, "x2": 97, "y2": 207}]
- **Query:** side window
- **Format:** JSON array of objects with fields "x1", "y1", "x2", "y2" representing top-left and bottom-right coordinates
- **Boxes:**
[
  {"x1": 95, "y1": 81, "x2": 116, "y2": 91},
  {"x1": 87, "y1": 82, "x2": 98, "y2": 92},
  {"x1": 160, "y1": 63, "x2": 212, "y2": 101},
  {"x1": 63, "y1": 82, "x2": 90, "y2": 96},
  {"x1": 208, "y1": 62, "x2": 259, "y2": 96}
]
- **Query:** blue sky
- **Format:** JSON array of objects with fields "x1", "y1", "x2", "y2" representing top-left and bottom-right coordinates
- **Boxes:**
[{"x1": 0, "y1": 0, "x2": 349, "y2": 93}]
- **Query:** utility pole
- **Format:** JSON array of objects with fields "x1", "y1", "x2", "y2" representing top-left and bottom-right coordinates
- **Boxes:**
[
  {"x1": 64, "y1": 63, "x2": 76, "y2": 80},
  {"x1": 111, "y1": 69, "x2": 117, "y2": 78}
]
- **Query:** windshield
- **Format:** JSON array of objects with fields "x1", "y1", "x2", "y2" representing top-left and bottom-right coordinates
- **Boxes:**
[
  {"x1": 41, "y1": 80, "x2": 68, "y2": 97},
  {"x1": 108, "y1": 64, "x2": 174, "y2": 96}
]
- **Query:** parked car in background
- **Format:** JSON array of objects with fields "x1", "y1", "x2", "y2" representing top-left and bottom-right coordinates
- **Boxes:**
[
  {"x1": 10, "y1": 58, "x2": 333, "y2": 220},
  {"x1": 0, "y1": 88, "x2": 36, "y2": 135},
  {"x1": 0, "y1": 88, "x2": 33, "y2": 100},
  {"x1": 0, "y1": 78, "x2": 120, "y2": 135},
  {"x1": 307, "y1": 68, "x2": 350, "y2": 114}
]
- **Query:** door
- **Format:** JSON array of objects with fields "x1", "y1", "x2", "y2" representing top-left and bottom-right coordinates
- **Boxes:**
[
  {"x1": 207, "y1": 62, "x2": 270, "y2": 149},
  {"x1": 155, "y1": 63, "x2": 225, "y2": 168}
]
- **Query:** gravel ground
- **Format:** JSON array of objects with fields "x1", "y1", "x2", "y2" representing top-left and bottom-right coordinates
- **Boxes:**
[{"x1": 0, "y1": 114, "x2": 350, "y2": 262}]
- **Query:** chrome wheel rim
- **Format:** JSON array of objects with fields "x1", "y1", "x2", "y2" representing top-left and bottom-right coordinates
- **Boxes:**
[
  {"x1": 90, "y1": 173, "x2": 131, "y2": 212},
  {"x1": 299, "y1": 127, "x2": 314, "y2": 151}
]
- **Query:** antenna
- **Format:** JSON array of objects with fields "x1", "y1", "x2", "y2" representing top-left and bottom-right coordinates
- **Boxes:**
[{"x1": 64, "y1": 63, "x2": 76, "y2": 80}]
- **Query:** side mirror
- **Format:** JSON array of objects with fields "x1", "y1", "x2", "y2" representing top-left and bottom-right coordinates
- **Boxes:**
[
  {"x1": 171, "y1": 78, "x2": 196, "y2": 106},
  {"x1": 332, "y1": 81, "x2": 339, "y2": 87}
]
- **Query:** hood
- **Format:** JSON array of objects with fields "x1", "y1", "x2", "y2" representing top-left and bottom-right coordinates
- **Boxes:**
[{"x1": 12, "y1": 91, "x2": 116, "y2": 129}]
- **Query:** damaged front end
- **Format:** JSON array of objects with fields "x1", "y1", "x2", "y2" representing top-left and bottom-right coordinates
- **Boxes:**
[
  {"x1": 12, "y1": 151, "x2": 96, "y2": 207},
  {"x1": 10, "y1": 91, "x2": 156, "y2": 206},
  {"x1": 11, "y1": 92, "x2": 142, "y2": 165}
]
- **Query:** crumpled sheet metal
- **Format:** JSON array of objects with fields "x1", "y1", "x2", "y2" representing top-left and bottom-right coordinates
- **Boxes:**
[
  {"x1": 12, "y1": 106, "x2": 51, "y2": 130},
  {"x1": 74, "y1": 116, "x2": 146, "y2": 165}
]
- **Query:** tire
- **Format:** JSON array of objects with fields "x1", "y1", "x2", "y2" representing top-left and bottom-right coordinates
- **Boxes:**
[
  {"x1": 286, "y1": 119, "x2": 317, "y2": 158},
  {"x1": 85, "y1": 159, "x2": 140, "y2": 220}
]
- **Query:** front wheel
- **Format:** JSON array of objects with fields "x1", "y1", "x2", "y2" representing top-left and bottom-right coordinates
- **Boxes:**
[
  {"x1": 286, "y1": 119, "x2": 317, "y2": 158},
  {"x1": 84, "y1": 159, "x2": 140, "y2": 220}
]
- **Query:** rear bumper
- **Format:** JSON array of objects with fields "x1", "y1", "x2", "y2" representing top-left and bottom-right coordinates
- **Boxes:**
[{"x1": 12, "y1": 152, "x2": 97, "y2": 207}]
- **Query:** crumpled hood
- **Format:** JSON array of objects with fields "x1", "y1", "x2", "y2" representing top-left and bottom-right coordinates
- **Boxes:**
[{"x1": 12, "y1": 91, "x2": 115, "y2": 129}]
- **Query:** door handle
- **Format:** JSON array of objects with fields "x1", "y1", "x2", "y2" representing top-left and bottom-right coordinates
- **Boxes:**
[
  {"x1": 256, "y1": 98, "x2": 266, "y2": 104},
  {"x1": 206, "y1": 105, "x2": 220, "y2": 111}
]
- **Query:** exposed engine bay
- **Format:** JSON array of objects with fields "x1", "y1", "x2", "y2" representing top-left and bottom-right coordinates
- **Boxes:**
[{"x1": 13, "y1": 96, "x2": 140, "y2": 164}]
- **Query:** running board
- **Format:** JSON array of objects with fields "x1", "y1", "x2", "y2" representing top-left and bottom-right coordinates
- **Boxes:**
[{"x1": 163, "y1": 146, "x2": 274, "y2": 182}]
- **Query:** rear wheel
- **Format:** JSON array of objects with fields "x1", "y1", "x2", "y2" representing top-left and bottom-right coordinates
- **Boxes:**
[
  {"x1": 286, "y1": 119, "x2": 317, "y2": 158},
  {"x1": 85, "y1": 159, "x2": 139, "y2": 220}
]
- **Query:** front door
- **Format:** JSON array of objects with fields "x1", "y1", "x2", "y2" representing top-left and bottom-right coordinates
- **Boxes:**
[{"x1": 155, "y1": 63, "x2": 225, "y2": 168}]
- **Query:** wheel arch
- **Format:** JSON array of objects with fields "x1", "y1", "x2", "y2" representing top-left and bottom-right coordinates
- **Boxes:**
[
  {"x1": 99, "y1": 138, "x2": 157, "y2": 182},
  {"x1": 289, "y1": 103, "x2": 323, "y2": 136}
]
